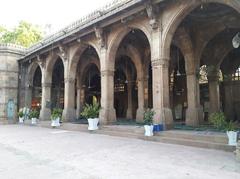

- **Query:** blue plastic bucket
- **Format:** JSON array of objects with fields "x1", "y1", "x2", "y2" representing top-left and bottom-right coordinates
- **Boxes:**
[{"x1": 153, "y1": 124, "x2": 164, "y2": 132}]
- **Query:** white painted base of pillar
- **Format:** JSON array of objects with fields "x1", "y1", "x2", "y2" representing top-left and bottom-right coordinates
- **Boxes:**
[
  {"x1": 153, "y1": 108, "x2": 173, "y2": 129},
  {"x1": 63, "y1": 108, "x2": 76, "y2": 122},
  {"x1": 99, "y1": 108, "x2": 116, "y2": 125},
  {"x1": 136, "y1": 108, "x2": 144, "y2": 123},
  {"x1": 186, "y1": 106, "x2": 203, "y2": 127},
  {"x1": 126, "y1": 109, "x2": 133, "y2": 119},
  {"x1": 40, "y1": 108, "x2": 51, "y2": 121}
]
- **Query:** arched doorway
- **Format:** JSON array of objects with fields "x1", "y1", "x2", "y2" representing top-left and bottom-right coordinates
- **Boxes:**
[
  {"x1": 112, "y1": 29, "x2": 151, "y2": 123},
  {"x1": 75, "y1": 45, "x2": 101, "y2": 119},
  {"x1": 51, "y1": 58, "x2": 64, "y2": 109},
  {"x1": 114, "y1": 55, "x2": 137, "y2": 120},
  {"x1": 166, "y1": 1, "x2": 240, "y2": 126},
  {"x1": 31, "y1": 66, "x2": 42, "y2": 109},
  {"x1": 169, "y1": 45, "x2": 187, "y2": 123}
]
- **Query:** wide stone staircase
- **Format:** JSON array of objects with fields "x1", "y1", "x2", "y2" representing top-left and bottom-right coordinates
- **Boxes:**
[{"x1": 29, "y1": 121, "x2": 236, "y2": 152}]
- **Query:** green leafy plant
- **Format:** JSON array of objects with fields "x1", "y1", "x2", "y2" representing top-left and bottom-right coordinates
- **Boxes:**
[
  {"x1": 18, "y1": 110, "x2": 24, "y2": 118},
  {"x1": 209, "y1": 112, "x2": 227, "y2": 130},
  {"x1": 51, "y1": 108, "x2": 63, "y2": 121},
  {"x1": 225, "y1": 121, "x2": 237, "y2": 132},
  {"x1": 29, "y1": 109, "x2": 40, "y2": 119},
  {"x1": 81, "y1": 102, "x2": 100, "y2": 119},
  {"x1": 143, "y1": 109, "x2": 155, "y2": 126}
]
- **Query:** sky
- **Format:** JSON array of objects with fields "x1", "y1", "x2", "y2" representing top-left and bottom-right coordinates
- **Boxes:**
[{"x1": 0, "y1": 0, "x2": 113, "y2": 35}]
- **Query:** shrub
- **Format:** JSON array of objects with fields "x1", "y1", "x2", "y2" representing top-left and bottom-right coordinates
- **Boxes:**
[
  {"x1": 81, "y1": 102, "x2": 100, "y2": 119},
  {"x1": 18, "y1": 110, "x2": 24, "y2": 118},
  {"x1": 209, "y1": 112, "x2": 227, "y2": 130},
  {"x1": 51, "y1": 108, "x2": 63, "y2": 120},
  {"x1": 225, "y1": 121, "x2": 237, "y2": 131},
  {"x1": 29, "y1": 109, "x2": 40, "y2": 119},
  {"x1": 143, "y1": 109, "x2": 155, "y2": 125}
]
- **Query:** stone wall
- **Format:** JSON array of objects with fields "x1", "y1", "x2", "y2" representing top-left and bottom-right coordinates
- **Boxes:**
[{"x1": 0, "y1": 44, "x2": 25, "y2": 123}]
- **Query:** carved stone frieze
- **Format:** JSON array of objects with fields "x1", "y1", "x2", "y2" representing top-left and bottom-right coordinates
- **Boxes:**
[
  {"x1": 101, "y1": 70, "x2": 114, "y2": 77},
  {"x1": 151, "y1": 58, "x2": 169, "y2": 67}
]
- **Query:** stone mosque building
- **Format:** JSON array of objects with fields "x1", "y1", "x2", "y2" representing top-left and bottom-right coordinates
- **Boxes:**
[{"x1": 1, "y1": 0, "x2": 240, "y2": 129}]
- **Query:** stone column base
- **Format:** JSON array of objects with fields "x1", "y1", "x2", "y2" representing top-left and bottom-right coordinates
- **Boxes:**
[
  {"x1": 63, "y1": 108, "x2": 76, "y2": 122},
  {"x1": 153, "y1": 108, "x2": 173, "y2": 129},
  {"x1": 136, "y1": 108, "x2": 144, "y2": 123},
  {"x1": 99, "y1": 108, "x2": 116, "y2": 125},
  {"x1": 186, "y1": 106, "x2": 203, "y2": 127},
  {"x1": 40, "y1": 108, "x2": 51, "y2": 121}
]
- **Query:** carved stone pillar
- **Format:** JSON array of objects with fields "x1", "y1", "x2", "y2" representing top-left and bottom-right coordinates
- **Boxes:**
[
  {"x1": 126, "y1": 82, "x2": 133, "y2": 119},
  {"x1": 136, "y1": 78, "x2": 145, "y2": 122},
  {"x1": 223, "y1": 81, "x2": 234, "y2": 120},
  {"x1": 151, "y1": 58, "x2": 173, "y2": 128},
  {"x1": 76, "y1": 87, "x2": 85, "y2": 118},
  {"x1": 99, "y1": 70, "x2": 116, "y2": 125},
  {"x1": 40, "y1": 82, "x2": 51, "y2": 121},
  {"x1": 62, "y1": 78, "x2": 76, "y2": 122},
  {"x1": 208, "y1": 74, "x2": 221, "y2": 114},
  {"x1": 185, "y1": 71, "x2": 203, "y2": 126}
]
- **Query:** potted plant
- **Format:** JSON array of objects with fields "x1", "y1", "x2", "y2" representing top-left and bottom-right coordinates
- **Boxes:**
[
  {"x1": 143, "y1": 109, "x2": 155, "y2": 136},
  {"x1": 81, "y1": 101, "x2": 100, "y2": 130},
  {"x1": 18, "y1": 109, "x2": 24, "y2": 123},
  {"x1": 209, "y1": 112, "x2": 239, "y2": 146},
  {"x1": 29, "y1": 109, "x2": 39, "y2": 125},
  {"x1": 225, "y1": 121, "x2": 238, "y2": 146},
  {"x1": 51, "y1": 108, "x2": 62, "y2": 127}
]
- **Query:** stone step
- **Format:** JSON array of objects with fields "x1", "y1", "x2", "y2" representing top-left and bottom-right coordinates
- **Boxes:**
[
  {"x1": 96, "y1": 130, "x2": 235, "y2": 152},
  {"x1": 156, "y1": 130, "x2": 228, "y2": 144},
  {"x1": 22, "y1": 122, "x2": 234, "y2": 152}
]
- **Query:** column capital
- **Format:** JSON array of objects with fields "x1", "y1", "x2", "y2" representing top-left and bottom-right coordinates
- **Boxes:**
[
  {"x1": 208, "y1": 74, "x2": 219, "y2": 82},
  {"x1": 151, "y1": 58, "x2": 170, "y2": 68},
  {"x1": 64, "y1": 78, "x2": 75, "y2": 84},
  {"x1": 42, "y1": 82, "x2": 52, "y2": 88},
  {"x1": 101, "y1": 70, "x2": 114, "y2": 77}
]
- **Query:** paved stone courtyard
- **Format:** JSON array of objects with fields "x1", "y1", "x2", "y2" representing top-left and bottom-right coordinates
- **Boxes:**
[{"x1": 0, "y1": 125, "x2": 239, "y2": 179}]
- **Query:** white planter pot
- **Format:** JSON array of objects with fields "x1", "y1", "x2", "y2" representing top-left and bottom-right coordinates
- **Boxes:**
[
  {"x1": 19, "y1": 117, "x2": 24, "y2": 124},
  {"x1": 144, "y1": 125, "x2": 154, "y2": 136},
  {"x1": 227, "y1": 131, "x2": 238, "y2": 146},
  {"x1": 51, "y1": 117, "x2": 61, "y2": 127},
  {"x1": 88, "y1": 118, "x2": 99, "y2": 130},
  {"x1": 31, "y1": 118, "x2": 37, "y2": 125}
]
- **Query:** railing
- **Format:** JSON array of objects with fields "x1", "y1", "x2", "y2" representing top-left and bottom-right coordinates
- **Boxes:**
[
  {"x1": 27, "y1": 0, "x2": 139, "y2": 54},
  {"x1": 0, "y1": 43, "x2": 27, "y2": 54}
]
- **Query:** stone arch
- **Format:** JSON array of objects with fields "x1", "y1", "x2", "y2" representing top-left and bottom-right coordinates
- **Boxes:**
[
  {"x1": 27, "y1": 61, "x2": 42, "y2": 86},
  {"x1": 69, "y1": 42, "x2": 100, "y2": 80},
  {"x1": 45, "y1": 53, "x2": 65, "y2": 83},
  {"x1": 162, "y1": 0, "x2": 240, "y2": 59},
  {"x1": 117, "y1": 44, "x2": 144, "y2": 80},
  {"x1": 107, "y1": 24, "x2": 151, "y2": 70}
]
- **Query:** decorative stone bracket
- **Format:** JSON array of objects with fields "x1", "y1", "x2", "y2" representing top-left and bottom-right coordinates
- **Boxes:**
[
  {"x1": 58, "y1": 45, "x2": 68, "y2": 61},
  {"x1": 145, "y1": 1, "x2": 158, "y2": 29},
  {"x1": 37, "y1": 54, "x2": 46, "y2": 69},
  {"x1": 94, "y1": 27, "x2": 106, "y2": 49}
]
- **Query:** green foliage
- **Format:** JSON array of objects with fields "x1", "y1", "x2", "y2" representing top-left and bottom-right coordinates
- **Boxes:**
[
  {"x1": 0, "y1": 21, "x2": 43, "y2": 47},
  {"x1": 143, "y1": 109, "x2": 155, "y2": 125},
  {"x1": 29, "y1": 109, "x2": 40, "y2": 119},
  {"x1": 209, "y1": 112, "x2": 227, "y2": 130},
  {"x1": 81, "y1": 102, "x2": 100, "y2": 119},
  {"x1": 18, "y1": 110, "x2": 24, "y2": 118},
  {"x1": 51, "y1": 108, "x2": 63, "y2": 120},
  {"x1": 225, "y1": 121, "x2": 237, "y2": 131},
  {"x1": 209, "y1": 112, "x2": 237, "y2": 131}
]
